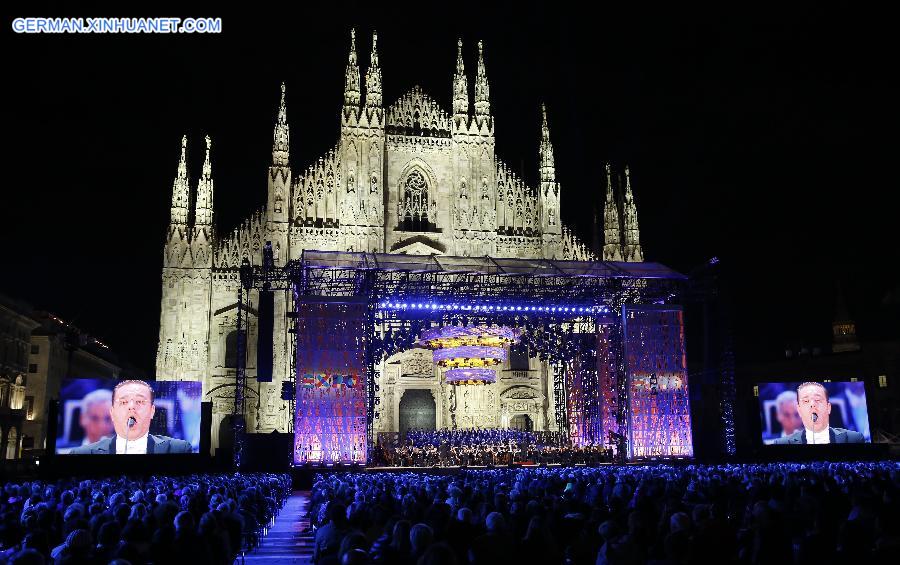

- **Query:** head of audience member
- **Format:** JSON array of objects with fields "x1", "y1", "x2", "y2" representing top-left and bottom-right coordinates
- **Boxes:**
[
  {"x1": 410, "y1": 523, "x2": 434, "y2": 556},
  {"x1": 173, "y1": 511, "x2": 194, "y2": 535},
  {"x1": 339, "y1": 532, "x2": 368, "y2": 562},
  {"x1": 341, "y1": 548, "x2": 370, "y2": 565},
  {"x1": 669, "y1": 512, "x2": 691, "y2": 534},
  {"x1": 485, "y1": 512, "x2": 506, "y2": 534},
  {"x1": 390, "y1": 520, "x2": 412, "y2": 553},
  {"x1": 328, "y1": 503, "x2": 348, "y2": 528},
  {"x1": 456, "y1": 507, "x2": 472, "y2": 524}
]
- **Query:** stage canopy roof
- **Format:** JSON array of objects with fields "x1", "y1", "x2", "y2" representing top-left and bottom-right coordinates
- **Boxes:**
[
  {"x1": 285, "y1": 250, "x2": 688, "y2": 303},
  {"x1": 299, "y1": 250, "x2": 687, "y2": 281}
]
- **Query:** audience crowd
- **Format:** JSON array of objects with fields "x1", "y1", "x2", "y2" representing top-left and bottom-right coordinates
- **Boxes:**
[
  {"x1": 310, "y1": 461, "x2": 900, "y2": 565},
  {"x1": 4, "y1": 460, "x2": 898, "y2": 564},
  {"x1": 0, "y1": 473, "x2": 291, "y2": 564}
]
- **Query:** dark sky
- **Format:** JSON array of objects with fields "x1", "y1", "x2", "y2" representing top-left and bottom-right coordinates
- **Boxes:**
[{"x1": 4, "y1": 3, "x2": 898, "y2": 373}]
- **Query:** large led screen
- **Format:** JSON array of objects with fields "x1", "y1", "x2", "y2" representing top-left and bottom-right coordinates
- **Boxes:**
[
  {"x1": 759, "y1": 381, "x2": 870, "y2": 445},
  {"x1": 56, "y1": 379, "x2": 201, "y2": 454}
]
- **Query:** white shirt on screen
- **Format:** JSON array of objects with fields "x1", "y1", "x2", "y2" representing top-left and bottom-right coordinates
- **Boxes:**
[
  {"x1": 116, "y1": 433, "x2": 149, "y2": 454},
  {"x1": 805, "y1": 428, "x2": 830, "y2": 444}
]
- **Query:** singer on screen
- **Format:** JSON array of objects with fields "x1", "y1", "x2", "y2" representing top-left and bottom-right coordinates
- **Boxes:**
[
  {"x1": 69, "y1": 380, "x2": 192, "y2": 454},
  {"x1": 773, "y1": 381, "x2": 865, "y2": 444}
]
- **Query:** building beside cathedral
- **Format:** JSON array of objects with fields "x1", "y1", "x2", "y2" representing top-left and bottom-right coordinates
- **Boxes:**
[{"x1": 155, "y1": 30, "x2": 645, "y2": 450}]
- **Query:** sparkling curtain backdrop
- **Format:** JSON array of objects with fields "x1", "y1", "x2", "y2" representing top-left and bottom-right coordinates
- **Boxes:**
[
  {"x1": 624, "y1": 306, "x2": 694, "y2": 458},
  {"x1": 565, "y1": 333, "x2": 603, "y2": 447},
  {"x1": 597, "y1": 325, "x2": 620, "y2": 449},
  {"x1": 294, "y1": 301, "x2": 367, "y2": 464}
]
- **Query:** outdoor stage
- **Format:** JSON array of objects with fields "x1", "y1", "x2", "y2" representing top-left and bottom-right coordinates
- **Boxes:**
[{"x1": 232, "y1": 248, "x2": 711, "y2": 468}]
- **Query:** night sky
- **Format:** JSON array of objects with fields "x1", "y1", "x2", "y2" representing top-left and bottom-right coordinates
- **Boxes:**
[{"x1": 4, "y1": 3, "x2": 898, "y2": 373}]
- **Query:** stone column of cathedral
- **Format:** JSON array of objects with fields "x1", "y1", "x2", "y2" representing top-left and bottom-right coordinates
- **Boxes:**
[
  {"x1": 539, "y1": 104, "x2": 563, "y2": 258},
  {"x1": 621, "y1": 165, "x2": 644, "y2": 262},
  {"x1": 602, "y1": 163, "x2": 625, "y2": 261},
  {"x1": 265, "y1": 83, "x2": 292, "y2": 432}
]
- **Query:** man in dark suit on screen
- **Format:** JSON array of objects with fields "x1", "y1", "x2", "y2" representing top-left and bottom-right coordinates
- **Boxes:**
[
  {"x1": 69, "y1": 380, "x2": 192, "y2": 454},
  {"x1": 773, "y1": 381, "x2": 865, "y2": 444}
]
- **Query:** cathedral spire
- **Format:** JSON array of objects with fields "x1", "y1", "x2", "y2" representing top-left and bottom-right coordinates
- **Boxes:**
[
  {"x1": 453, "y1": 38, "x2": 469, "y2": 119},
  {"x1": 474, "y1": 40, "x2": 490, "y2": 117},
  {"x1": 539, "y1": 103, "x2": 555, "y2": 183},
  {"x1": 169, "y1": 135, "x2": 190, "y2": 227},
  {"x1": 272, "y1": 82, "x2": 290, "y2": 167},
  {"x1": 621, "y1": 165, "x2": 644, "y2": 262},
  {"x1": 602, "y1": 163, "x2": 624, "y2": 261},
  {"x1": 538, "y1": 104, "x2": 560, "y2": 236},
  {"x1": 343, "y1": 28, "x2": 361, "y2": 108},
  {"x1": 365, "y1": 30, "x2": 382, "y2": 108},
  {"x1": 194, "y1": 134, "x2": 214, "y2": 228}
]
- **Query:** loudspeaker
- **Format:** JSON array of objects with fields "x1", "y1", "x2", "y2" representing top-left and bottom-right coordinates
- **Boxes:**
[
  {"x1": 257, "y1": 290, "x2": 274, "y2": 382},
  {"x1": 200, "y1": 401, "x2": 212, "y2": 456},
  {"x1": 281, "y1": 380, "x2": 295, "y2": 401}
]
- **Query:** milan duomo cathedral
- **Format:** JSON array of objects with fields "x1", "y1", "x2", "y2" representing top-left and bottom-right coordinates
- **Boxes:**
[{"x1": 156, "y1": 30, "x2": 644, "y2": 450}]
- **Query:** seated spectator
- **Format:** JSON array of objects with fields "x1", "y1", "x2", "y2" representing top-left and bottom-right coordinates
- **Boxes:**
[
  {"x1": 314, "y1": 503, "x2": 350, "y2": 564},
  {"x1": 409, "y1": 523, "x2": 434, "y2": 563}
]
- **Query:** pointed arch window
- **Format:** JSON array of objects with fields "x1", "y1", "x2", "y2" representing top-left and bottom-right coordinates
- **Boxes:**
[{"x1": 398, "y1": 169, "x2": 436, "y2": 232}]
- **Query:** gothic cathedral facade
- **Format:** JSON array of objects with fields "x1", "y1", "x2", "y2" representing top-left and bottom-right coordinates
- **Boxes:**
[{"x1": 156, "y1": 30, "x2": 644, "y2": 448}]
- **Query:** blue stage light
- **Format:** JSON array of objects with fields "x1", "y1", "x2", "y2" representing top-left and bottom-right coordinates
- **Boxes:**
[{"x1": 377, "y1": 300, "x2": 622, "y2": 316}]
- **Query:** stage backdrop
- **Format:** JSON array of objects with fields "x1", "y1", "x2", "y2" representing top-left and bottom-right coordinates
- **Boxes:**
[
  {"x1": 623, "y1": 306, "x2": 693, "y2": 458},
  {"x1": 294, "y1": 301, "x2": 367, "y2": 464}
]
